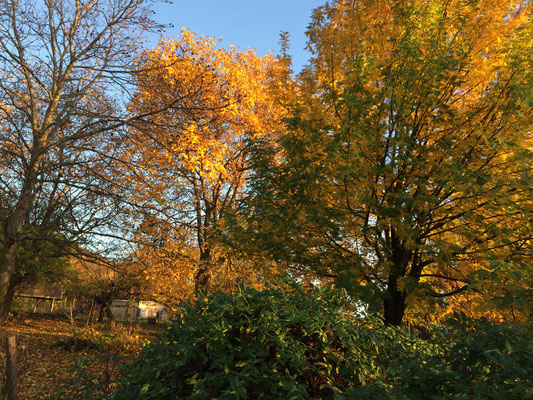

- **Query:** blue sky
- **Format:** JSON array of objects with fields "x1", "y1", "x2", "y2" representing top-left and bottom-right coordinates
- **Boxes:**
[{"x1": 151, "y1": 0, "x2": 326, "y2": 72}]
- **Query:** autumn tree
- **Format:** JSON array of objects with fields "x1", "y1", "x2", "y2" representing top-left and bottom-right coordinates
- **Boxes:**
[
  {"x1": 0, "y1": 0, "x2": 168, "y2": 319},
  {"x1": 128, "y1": 217, "x2": 267, "y2": 309},
  {"x1": 236, "y1": 0, "x2": 532, "y2": 325},
  {"x1": 65, "y1": 253, "x2": 142, "y2": 323},
  {"x1": 121, "y1": 30, "x2": 283, "y2": 297}
]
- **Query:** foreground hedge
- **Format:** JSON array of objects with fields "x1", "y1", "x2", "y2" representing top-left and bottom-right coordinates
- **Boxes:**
[{"x1": 112, "y1": 286, "x2": 532, "y2": 399}]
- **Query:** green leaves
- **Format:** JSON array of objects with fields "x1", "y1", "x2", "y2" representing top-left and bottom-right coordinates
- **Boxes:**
[
  {"x1": 233, "y1": 0, "x2": 533, "y2": 326},
  {"x1": 112, "y1": 285, "x2": 419, "y2": 399},
  {"x1": 112, "y1": 286, "x2": 533, "y2": 399},
  {"x1": 140, "y1": 384, "x2": 150, "y2": 395}
]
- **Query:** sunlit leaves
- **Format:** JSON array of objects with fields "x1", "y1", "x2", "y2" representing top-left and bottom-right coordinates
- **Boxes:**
[
  {"x1": 239, "y1": 0, "x2": 532, "y2": 324},
  {"x1": 119, "y1": 29, "x2": 284, "y2": 299}
]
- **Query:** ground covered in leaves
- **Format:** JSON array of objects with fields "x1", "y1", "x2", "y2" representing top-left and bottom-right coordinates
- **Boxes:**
[{"x1": 0, "y1": 313, "x2": 165, "y2": 399}]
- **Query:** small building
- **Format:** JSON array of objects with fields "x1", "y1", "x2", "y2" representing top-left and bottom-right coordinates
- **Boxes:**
[
  {"x1": 109, "y1": 299, "x2": 138, "y2": 320},
  {"x1": 17, "y1": 284, "x2": 65, "y2": 313},
  {"x1": 110, "y1": 299, "x2": 167, "y2": 320}
]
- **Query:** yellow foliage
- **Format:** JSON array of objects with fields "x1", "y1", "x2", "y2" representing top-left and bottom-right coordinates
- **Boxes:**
[
  {"x1": 117, "y1": 30, "x2": 285, "y2": 303},
  {"x1": 260, "y1": 0, "x2": 532, "y2": 325}
]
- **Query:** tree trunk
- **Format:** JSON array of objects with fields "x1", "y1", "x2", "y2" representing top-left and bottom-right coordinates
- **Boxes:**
[
  {"x1": 383, "y1": 276, "x2": 408, "y2": 326},
  {"x1": 194, "y1": 267, "x2": 211, "y2": 293},
  {"x1": 87, "y1": 298, "x2": 95, "y2": 325},
  {"x1": 0, "y1": 256, "x2": 19, "y2": 321},
  {"x1": 5, "y1": 335, "x2": 18, "y2": 400},
  {"x1": 97, "y1": 303, "x2": 115, "y2": 323},
  {"x1": 105, "y1": 305, "x2": 114, "y2": 321},
  {"x1": 0, "y1": 163, "x2": 41, "y2": 320},
  {"x1": 98, "y1": 304, "x2": 105, "y2": 323},
  {"x1": 0, "y1": 242, "x2": 19, "y2": 320},
  {"x1": 194, "y1": 248, "x2": 212, "y2": 293},
  {"x1": 69, "y1": 298, "x2": 76, "y2": 324},
  {"x1": 383, "y1": 230, "x2": 412, "y2": 326}
]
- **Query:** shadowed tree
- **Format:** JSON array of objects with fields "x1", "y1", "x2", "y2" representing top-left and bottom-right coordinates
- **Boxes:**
[{"x1": 0, "y1": 0, "x2": 171, "y2": 319}]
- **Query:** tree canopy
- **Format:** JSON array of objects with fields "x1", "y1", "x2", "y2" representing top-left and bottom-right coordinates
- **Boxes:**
[
  {"x1": 0, "y1": 0, "x2": 169, "y2": 318},
  {"x1": 1, "y1": 0, "x2": 531, "y2": 327},
  {"x1": 117, "y1": 29, "x2": 284, "y2": 304},
  {"x1": 232, "y1": 0, "x2": 533, "y2": 325}
]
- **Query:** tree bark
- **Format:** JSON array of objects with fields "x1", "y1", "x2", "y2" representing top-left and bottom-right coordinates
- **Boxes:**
[
  {"x1": 383, "y1": 276, "x2": 408, "y2": 326},
  {"x1": 194, "y1": 248, "x2": 212, "y2": 293},
  {"x1": 98, "y1": 304, "x2": 106, "y2": 323},
  {"x1": 0, "y1": 242, "x2": 22, "y2": 321},
  {"x1": 382, "y1": 229, "x2": 412, "y2": 326},
  {"x1": 69, "y1": 298, "x2": 76, "y2": 324},
  {"x1": 0, "y1": 279, "x2": 17, "y2": 321},
  {"x1": 87, "y1": 298, "x2": 95, "y2": 325},
  {"x1": 0, "y1": 161, "x2": 41, "y2": 320},
  {"x1": 5, "y1": 335, "x2": 18, "y2": 400},
  {"x1": 0, "y1": 245, "x2": 18, "y2": 320},
  {"x1": 105, "y1": 305, "x2": 115, "y2": 321},
  {"x1": 97, "y1": 303, "x2": 115, "y2": 323}
]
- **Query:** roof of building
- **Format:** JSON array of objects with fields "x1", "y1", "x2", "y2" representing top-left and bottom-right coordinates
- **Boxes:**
[{"x1": 18, "y1": 283, "x2": 64, "y2": 300}]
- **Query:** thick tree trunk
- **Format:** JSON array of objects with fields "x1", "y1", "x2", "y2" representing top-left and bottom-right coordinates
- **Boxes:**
[
  {"x1": 194, "y1": 248, "x2": 212, "y2": 293},
  {"x1": 105, "y1": 305, "x2": 114, "y2": 321},
  {"x1": 98, "y1": 304, "x2": 105, "y2": 323},
  {"x1": 97, "y1": 304, "x2": 108, "y2": 323},
  {"x1": 0, "y1": 163, "x2": 41, "y2": 320},
  {"x1": 0, "y1": 242, "x2": 20, "y2": 320},
  {"x1": 97, "y1": 302, "x2": 115, "y2": 323},
  {"x1": 383, "y1": 229, "x2": 412, "y2": 326},
  {"x1": 383, "y1": 276, "x2": 408, "y2": 326},
  {"x1": 4, "y1": 282, "x2": 16, "y2": 318}
]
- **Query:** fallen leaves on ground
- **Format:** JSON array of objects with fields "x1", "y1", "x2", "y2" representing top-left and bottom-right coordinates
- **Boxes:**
[{"x1": 0, "y1": 313, "x2": 165, "y2": 399}]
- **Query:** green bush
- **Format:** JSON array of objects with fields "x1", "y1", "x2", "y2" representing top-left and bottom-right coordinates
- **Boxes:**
[
  {"x1": 388, "y1": 314, "x2": 533, "y2": 400},
  {"x1": 112, "y1": 285, "x2": 532, "y2": 400},
  {"x1": 112, "y1": 285, "x2": 431, "y2": 399}
]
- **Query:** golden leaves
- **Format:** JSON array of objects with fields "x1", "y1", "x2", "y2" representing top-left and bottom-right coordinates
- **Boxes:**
[
  {"x1": 128, "y1": 28, "x2": 283, "y2": 186},
  {"x1": 116, "y1": 30, "x2": 285, "y2": 304}
]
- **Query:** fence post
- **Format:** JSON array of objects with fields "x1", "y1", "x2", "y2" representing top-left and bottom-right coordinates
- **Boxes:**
[
  {"x1": 70, "y1": 298, "x2": 76, "y2": 324},
  {"x1": 87, "y1": 298, "x2": 95, "y2": 325},
  {"x1": 5, "y1": 335, "x2": 17, "y2": 400}
]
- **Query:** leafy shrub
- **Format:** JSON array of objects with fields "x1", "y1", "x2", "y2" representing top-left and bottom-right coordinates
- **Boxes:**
[
  {"x1": 112, "y1": 285, "x2": 431, "y2": 399},
  {"x1": 111, "y1": 285, "x2": 532, "y2": 399},
  {"x1": 389, "y1": 314, "x2": 533, "y2": 400}
]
